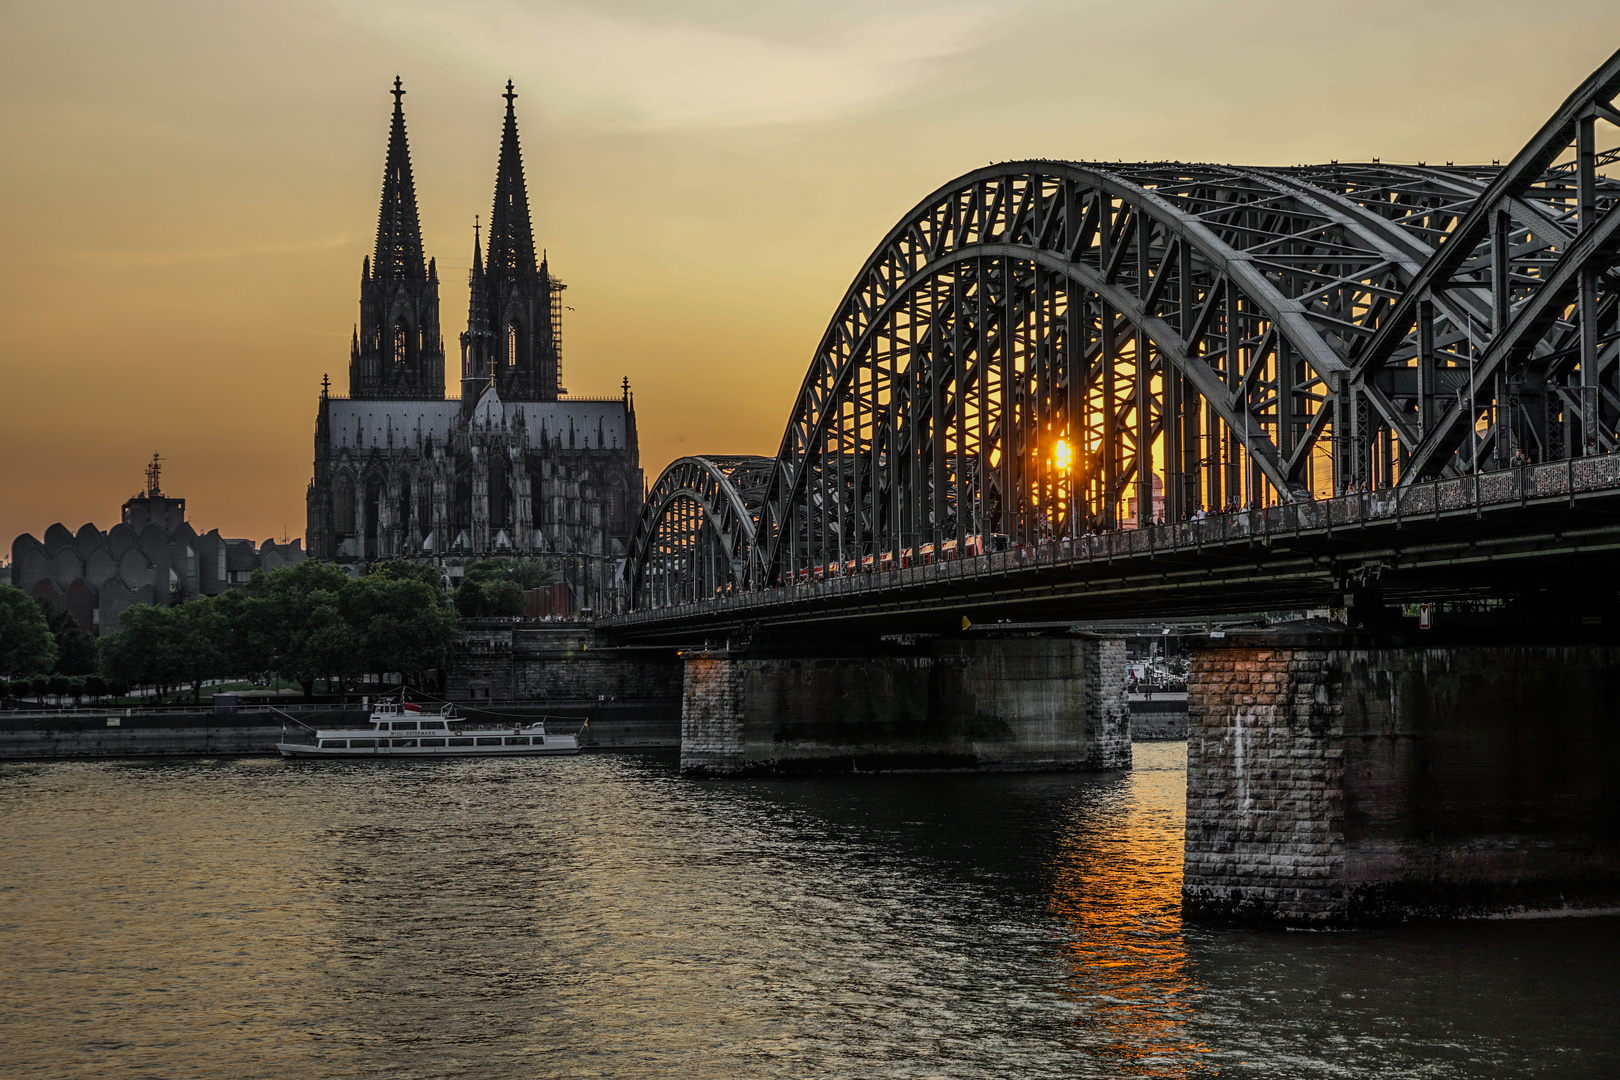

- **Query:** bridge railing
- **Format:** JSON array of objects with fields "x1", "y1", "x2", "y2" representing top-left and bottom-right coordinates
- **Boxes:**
[{"x1": 612, "y1": 453, "x2": 1620, "y2": 624}]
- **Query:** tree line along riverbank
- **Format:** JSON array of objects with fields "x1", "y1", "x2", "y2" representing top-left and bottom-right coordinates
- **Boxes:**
[{"x1": 0, "y1": 558, "x2": 555, "y2": 707}]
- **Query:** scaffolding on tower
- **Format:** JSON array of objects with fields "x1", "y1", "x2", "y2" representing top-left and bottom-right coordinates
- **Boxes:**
[{"x1": 550, "y1": 275, "x2": 567, "y2": 395}]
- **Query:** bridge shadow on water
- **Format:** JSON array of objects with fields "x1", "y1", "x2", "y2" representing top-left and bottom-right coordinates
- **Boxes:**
[
  {"x1": 692, "y1": 744, "x2": 1204, "y2": 1076},
  {"x1": 684, "y1": 743, "x2": 1619, "y2": 1079}
]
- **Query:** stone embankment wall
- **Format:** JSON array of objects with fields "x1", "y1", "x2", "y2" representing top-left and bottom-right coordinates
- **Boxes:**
[
  {"x1": 1130, "y1": 695, "x2": 1189, "y2": 740},
  {"x1": 682, "y1": 636, "x2": 1130, "y2": 777},
  {"x1": 447, "y1": 622, "x2": 683, "y2": 704},
  {"x1": 0, "y1": 709, "x2": 365, "y2": 759},
  {"x1": 1184, "y1": 630, "x2": 1620, "y2": 927},
  {"x1": 0, "y1": 705, "x2": 676, "y2": 758}
]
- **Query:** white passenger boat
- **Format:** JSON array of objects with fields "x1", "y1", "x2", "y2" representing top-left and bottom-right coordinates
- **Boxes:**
[{"x1": 275, "y1": 699, "x2": 580, "y2": 759}]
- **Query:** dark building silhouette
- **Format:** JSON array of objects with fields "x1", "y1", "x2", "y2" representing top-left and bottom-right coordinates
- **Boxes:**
[
  {"x1": 10, "y1": 456, "x2": 305, "y2": 635},
  {"x1": 350, "y1": 79, "x2": 445, "y2": 401},
  {"x1": 307, "y1": 80, "x2": 641, "y2": 611}
]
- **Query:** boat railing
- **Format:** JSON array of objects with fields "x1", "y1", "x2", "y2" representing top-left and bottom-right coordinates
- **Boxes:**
[
  {"x1": 450, "y1": 721, "x2": 544, "y2": 730},
  {"x1": 316, "y1": 719, "x2": 553, "y2": 733}
]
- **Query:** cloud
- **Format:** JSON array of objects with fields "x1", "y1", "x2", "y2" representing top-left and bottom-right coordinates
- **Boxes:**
[{"x1": 335, "y1": 0, "x2": 1008, "y2": 130}]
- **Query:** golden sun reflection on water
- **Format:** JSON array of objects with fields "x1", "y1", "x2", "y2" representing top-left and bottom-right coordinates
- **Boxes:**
[{"x1": 1046, "y1": 745, "x2": 1210, "y2": 1077}]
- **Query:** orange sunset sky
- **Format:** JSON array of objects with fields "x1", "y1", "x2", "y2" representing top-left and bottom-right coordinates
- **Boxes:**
[{"x1": 4, "y1": 1, "x2": 1619, "y2": 550}]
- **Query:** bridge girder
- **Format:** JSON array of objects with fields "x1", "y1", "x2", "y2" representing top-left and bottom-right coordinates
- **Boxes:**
[
  {"x1": 1353, "y1": 50, "x2": 1620, "y2": 481},
  {"x1": 626, "y1": 455, "x2": 772, "y2": 606},
  {"x1": 628, "y1": 48, "x2": 1620, "y2": 610}
]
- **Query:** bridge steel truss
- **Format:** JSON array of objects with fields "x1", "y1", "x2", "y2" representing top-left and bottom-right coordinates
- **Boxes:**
[
  {"x1": 628, "y1": 455, "x2": 772, "y2": 608},
  {"x1": 628, "y1": 49, "x2": 1620, "y2": 610}
]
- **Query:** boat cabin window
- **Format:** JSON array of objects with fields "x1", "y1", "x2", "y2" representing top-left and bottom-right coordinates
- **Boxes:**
[
  {"x1": 420, "y1": 721, "x2": 445, "y2": 730},
  {"x1": 392, "y1": 738, "x2": 417, "y2": 747},
  {"x1": 475, "y1": 737, "x2": 502, "y2": 746},
  {"x1": 350, "y1": 739, "x2": 377, "y2": 748},
  {"x1": 391, "y1": 721, "x2": 418, "y2": 730},
  {"x1": 419, "y1": 738, "x2": 446, "y2": 747},
  {"x1": 319, "y1": 740, "x2": 347, "y2": 749},
  {"x1": 504, "y1": 736, "x2": 529, "y2": 745},
  {"x1": 448, "y1": 738, "x2": 474, "y2": 746}
]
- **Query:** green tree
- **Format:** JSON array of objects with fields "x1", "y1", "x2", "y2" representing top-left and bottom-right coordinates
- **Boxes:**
[
  {"x1": 0, "y1": 585, "x2": 56, "y2": 677},
  {"x1": 235, "y1": 562, "x2": 361, "y2": 698},
  {"x1": 462, "y1": 557, "x2": 509, "y2": 585},
  {"x1": 463, "y1": 557, "x2": 554, "y2": 589},
  {"x1": 484, "y1": 579, "x2": 527, "y2": 616},
  {"x1": 171, "y1": 598, "x2": 229, "y2": 704},
  {"x1": 35, "y1": 599, "x2": 97, "y2": 675},
  {"x1": 452, "y1": 581, "x2": 486, "y2": 618},
  {"x1": 298, "y1": 590, "x2": 362, "y2": 695},
  {"x1": 369, "y1": 560, "x2": 447, "y2": 591},
  {"x1": 509, "y1": 559, "x2": 555, "y2": 590},
  {"x1": 46, "y1": 673, "x2": 70, "y2": 703},
  {"x1": 99, "y1": 604, "x2": 185, "y2": 701},
  {"x1": 452, "y1": 578, "x2": 525, "y2": 618},
  {"x1": 208, "y1": 588, "x2": 257, "y2": 681},
  {"x1": 346, "y1": 575, "x2": 459, "y2": 687},
  {"x1": 217, "y1": 561, "x2": 464, "y2": 697}
]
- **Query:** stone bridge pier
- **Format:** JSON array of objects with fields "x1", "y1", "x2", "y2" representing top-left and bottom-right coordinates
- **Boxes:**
[
  {"x1": 680, "y1": 635, "x2": 1131, "y2": 776},
  {"x1": 1184, "y1": 624, "x2": 1620, "y2": 927}
]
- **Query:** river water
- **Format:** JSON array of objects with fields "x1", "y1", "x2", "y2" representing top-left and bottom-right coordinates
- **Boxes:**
[{"x1": 1, "y1": 743, "x2": 1614, "y2": 1079}]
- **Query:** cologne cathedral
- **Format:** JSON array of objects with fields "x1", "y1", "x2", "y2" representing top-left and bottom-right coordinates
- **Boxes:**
[{"x1": 306, "y1": 80, "x2": 642, "y2": 612}]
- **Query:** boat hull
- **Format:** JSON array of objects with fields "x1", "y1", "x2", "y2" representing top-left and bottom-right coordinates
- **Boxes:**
[{"x1": 276, "y1": 739, "x2": 580, "y2": 759}]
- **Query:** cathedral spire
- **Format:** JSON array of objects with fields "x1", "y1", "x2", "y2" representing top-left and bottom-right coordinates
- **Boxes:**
[
  {"x1": 476, "y1": 80, "x2": 557, "y2": 402},
  {"x1": 465, "y1": 217, "x2": 490, "y2": 341},
  {"x1": 374, "y1": 76, "x2": 427, "y2": 281},
  {"x1": 486, "y1": 80, "x2": 538, "y2": 281},
  {"x1": 350, "y1": 77, "x2": 444, "y2": 400},
  {"x1": 460, "y1": 216, "x2": 496, "y2": 412}
]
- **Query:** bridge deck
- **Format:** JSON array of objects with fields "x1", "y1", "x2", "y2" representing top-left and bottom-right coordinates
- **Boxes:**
[{"x1": 604, "y1": 454, "x2": 1620, "y2": 642}]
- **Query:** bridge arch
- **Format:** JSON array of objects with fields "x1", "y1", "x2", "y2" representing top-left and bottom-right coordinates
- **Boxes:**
[
  {"x1": 1352, "y1": 48, "x2": 1620, "y2": 479},
  {"x1": 750, "y1": 159, "x2": 1488, "y2": 587},
  {"x1": 626, "y1": 455, "x2": 773, "y2": 607},
  {"x1": 626, "y1": 48, "x2": 1620, "y2": 605}
]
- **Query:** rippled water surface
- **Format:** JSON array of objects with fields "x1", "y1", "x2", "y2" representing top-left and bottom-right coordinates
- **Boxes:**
[{"x1": 2, "y1": 744, "x2": 1615, "y2": 1078}]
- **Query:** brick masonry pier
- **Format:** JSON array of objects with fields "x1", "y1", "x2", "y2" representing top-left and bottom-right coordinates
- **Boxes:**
[
  {"x1": 680, "y1": 636, "x2": 1130, "y2": 777},
  {"x1": 1184, "y1": 624, "x2": 1620, "y2": 927}
]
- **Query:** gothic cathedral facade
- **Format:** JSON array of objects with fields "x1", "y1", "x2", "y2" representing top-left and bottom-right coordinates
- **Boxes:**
[{"x1": 307, "y1": 80, "x2": 642, "y2": 612}]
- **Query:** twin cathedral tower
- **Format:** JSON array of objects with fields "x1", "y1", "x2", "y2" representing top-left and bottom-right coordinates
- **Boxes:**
[{"x1": 307, "y1": 79, "x2": 642, "y2": 611}]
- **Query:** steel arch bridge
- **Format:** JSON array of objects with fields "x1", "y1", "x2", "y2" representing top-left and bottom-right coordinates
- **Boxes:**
[
  {"x1": 627, "y1": 455, "x2": 773, "y2": 607},
  {"x1": 628, "y1": 49, "x2": 1620, "y2": 611}
]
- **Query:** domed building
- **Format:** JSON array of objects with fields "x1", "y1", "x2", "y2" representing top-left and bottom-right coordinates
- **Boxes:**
[{"x1": 10, "y1": 456, "x2": 305, "y2": 635}]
